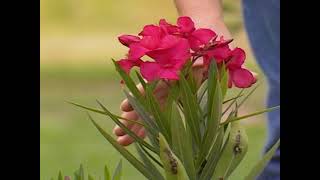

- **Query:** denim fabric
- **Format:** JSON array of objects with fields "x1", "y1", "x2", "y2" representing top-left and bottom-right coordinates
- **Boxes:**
[{"x1": 242, "y1": 0, "x2": 280, "y2": 179}]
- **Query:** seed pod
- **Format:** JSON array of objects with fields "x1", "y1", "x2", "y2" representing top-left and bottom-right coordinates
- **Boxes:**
[
  {"x1": 212, "y1": 121, "x2": 248, "y2": 179},
  {"x1": 159, "y1": 133, "x2": 190, "y2": 180}
]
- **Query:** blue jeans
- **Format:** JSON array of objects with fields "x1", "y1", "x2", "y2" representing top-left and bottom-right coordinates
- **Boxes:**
[{"x1": 242, "y1": 0, "x2": 280, "y2": 179}]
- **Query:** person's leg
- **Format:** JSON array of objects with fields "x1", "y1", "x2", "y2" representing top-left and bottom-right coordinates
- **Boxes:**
[{"x1": 242, "y1": 0, "x2": 280, "y2": 179}]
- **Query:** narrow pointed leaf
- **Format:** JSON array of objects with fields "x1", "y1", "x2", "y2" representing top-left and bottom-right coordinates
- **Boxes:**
[
  {"x1": 220, "y1": 63, "x2": 229, "y2": 99},
  {"x1": 223, "y1": 93, "x2": 244, "y2": 104},
  {"x1": 104, "y1": 165, "x2": 110, "y2": 180},
  {"x1": 88, "y1": 113, "x2": 156, "y2": 180},
  {"x1": 112, "y1": 59, "x2": 142, "y2": 101},
  {"x1": 244, "y1": 139, "x2": 280, "y2": 180},
  {"x1": 135, "y1": 70, "x2": 147, "y2": 90},
  {"x1": 159, "y1": 133, "x2": 190, "y2": 180},
  {"x1": 199, "y1": 127, "x2": 224, "y2": 180},
  {"x1": 222, "y1": 89, "x2": 244, "y2": 117},
  {"x1": 238, "y1": 83, "x2": 260, "y2": 108},
  {"x1": 179, "y1": 74, "x2": 202, "y2": 146},
  {"x1": 186, "y1": 67, "x2": 197, "y2": 94},
  {"x1": 124, "y1": 90, "x2": 158, "y2": 132},
  {"x1": 140, "y1": 144, "x2": 163, "y2": 168},
  {"x1": 124, "y1": 90, "x2": 159, "y2": 148},
  {"x1": 145, "y1": 86, "x2": 170, "y2": 140},
  {"x1": 112, "y1": 160, "x2": 122, "y2": 180},
  {"x1": 96, "y1": 100, "x2": 158, "y2": 154},
  {"x1": 88, "y1": 174, "x2": 95, "y2": 180},
  {"x1": 170, "y1": 102, "x2": 196, "y2": 180},
  {"x1": 68, "y1": 102, "x2": 145, "y2": 126},
  {"x1": 197, "y1": 80, "x2": 208, "y2": 104},
  {"x1": 221, "y1": 106, "x2": 280, "y2": 125},
  {"x1": 201, "y1": 81, "x2": 222, "y2": 158},
  {"x1": 135, "y1": 144, "x2": 165, "y2": 180},
  {"x1": 212, "y1": 122, "x2": 248, "y2": 179},
  {"x1": 73, "y1": 164, "x2": 84, "y2": 180},
  {"x1": 58, "y1": 171, "x2": 63, "y2": 180}
]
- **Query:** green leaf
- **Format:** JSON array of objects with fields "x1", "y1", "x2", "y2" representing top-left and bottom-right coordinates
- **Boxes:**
[
  {"x1": 135, "y1": 70, "x2": 147, "y2": 90},
  {"x1": 139, "y1": 144, "x2": 164, "y2": 168},
  {"x1": 112, "y1": 59, "x2": 143, "y2": 101},
  {"x1": 197, "y1": 80, "x2": 208, "y2": 104},
  {"x1": 222, "y1": 89, "x2": 244, "y2": 117},
  {"x1": 197, "y1": 80, "x2": 208, "y2": 120},
  {"x1": 58, "y1": 171, "x2": 63, "y2": 180},
  {"x1": 124, "y1": 90, "x2": 159, "y2": 148},
  {"x1": 88, "y1": 113, "x2": 156, "y2": 180},
  {"x1": 68, "y1": 101, "x2": 145, "y2": 127},
  {"x1": 221, "y1": 106, "x2": 280, "y2": 125},
  {"x1": 88, "y1": 174, "x2": 95, "y2": 180},
  {"x1": 202, "y1": 59, "x2": 220, "y2": 144},
  {"x1": 170, "y1": 102, "x2": 196, "y2": 180},
  {"x1": 135, "y1": 144, "x2": 165, "y2": 180},
  {"x1": 212, "y1": 122, "x2": 249, "y2": 179},
  {"x1": 244, "y1": 139, "x2": 280, "y2": 180},
  {"x1": 179, "y1": 73, "x2": 202, "y2": 146},
  {"x1": 199, "y1": 127, "x2": 224, "y2": 180},
  {"x1": 238, "y1": 83, "x2": 260, "y2": 108},
  {"x1": 220, "y1": 63, "x2": 229, "y2": 99},
  {"x1": 223, "y1": 93, "x2": 244, "y2": 104},
  {"x1": 207, "y1": 60, "x2": 218, "y2": 112},
  {"x1": 164, "y1": 84, "x2": 180, "y2": 124},
  {"x1": 96, "y1": 100, "x2": 158, "y2": 154},
  {"x1": 104, "y1": 165, "x2": 111, "y2": 180},
  {"x1": 74, "y1": 164, "x2": 84, "y2": 180},
  {"x1": 159, "y1": 133, "x2": 190, "y2": 180},
  {"x1": 112, "y1": 160, "x2": 122, "y2": 180},
  {"x1": 145, "y1": 86, "x2": 171, "y2": 140},
  {"x1": 201, "y1": 81, "x2": 222, "y2": 159},
  {"x1": 186, "y1": 67, "x2": 197, "y2": 94},
  {"x1": 124, "y1": 90, "x2": 158, "y2": 132}
]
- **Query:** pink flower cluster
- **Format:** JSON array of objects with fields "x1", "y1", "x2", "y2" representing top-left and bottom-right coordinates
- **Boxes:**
[{"x1": 117, "y1": 16, "x2": 256, "y2": 88}]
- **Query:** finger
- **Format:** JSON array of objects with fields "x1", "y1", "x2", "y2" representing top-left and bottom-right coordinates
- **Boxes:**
[
  {"x1": 120, "y1": 98, "x2": 133, "y2": 112},
  {"x1": 113, "y1": 111, "x2": 139, "y2": 136},
  {"x1": 137, "y1": 127, "x2": 146, "y2": 139},
  {"x1": 120, "y1": 83, "x2": 145, "y2": 112},
  {"x1": 117, "y1": 124, "x2": 144, "y2": 146},
  {"x1": 192, "y1": 65, "x2": 205, "y2": 88}
]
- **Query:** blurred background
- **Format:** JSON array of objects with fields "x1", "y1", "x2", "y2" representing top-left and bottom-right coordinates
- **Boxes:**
[{"x1": 40, "y1": 0, "x2": 268, "y2": 179}]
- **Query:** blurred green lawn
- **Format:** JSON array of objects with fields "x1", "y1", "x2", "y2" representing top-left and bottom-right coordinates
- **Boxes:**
[{"x1": 41, "y1": 0, "x2": 269, "y2": 179}]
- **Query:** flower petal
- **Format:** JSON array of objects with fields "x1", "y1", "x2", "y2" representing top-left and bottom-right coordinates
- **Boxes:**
[
  {"x1": 140, "y1": 62, "x2": 161, "y2": 81},
  {"x1": 117, "y1": 59, "x2": 135, "y2": 74},
  {"x1": 159, "y1": 35, "x2": 180, "y2": 49},
  {"x1": 203, "y1": 45, "x2": 231, "y2": 65},
  {"x1": 230, "y1": 68, "x2": 255, "y2": 88},
  {"x1": 159, "y1": 19, "x2": 179, "y2": 34},
  {"x1": 128, "y1": 43, "x2": 149, "y2": 60},
  {"x1": 138, "y1": 25, "x2": 163, "y2": 38},
  {"x1": 188, "y1": 36, "x2": 203, "y2": 51},
  {"x1": 140, "y1": 36, "x2": 160, "y2": 50},
  {"x1": 118, "y1": 35, "x2": 140, "y2": 47},
  {"x1": 159, "y1": 68, "x2": 179, "y2": 80},
  {"x1": 177, "y1": 16, "x2": 195, "y2": 33},
  {"x1": 191, "y1": 28, "x2": 216, "y2": 44},
  {"x1": 146, "y1": 38, "x2": 190, "y2": 66},
  {"x1": 227, "y1": 48, "x2": 246, "y2": 69}
]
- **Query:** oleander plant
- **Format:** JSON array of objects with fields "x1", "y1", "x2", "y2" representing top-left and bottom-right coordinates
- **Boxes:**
[{"x1": 56, "y1": 16, "x2": 280, "y2": 180}]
